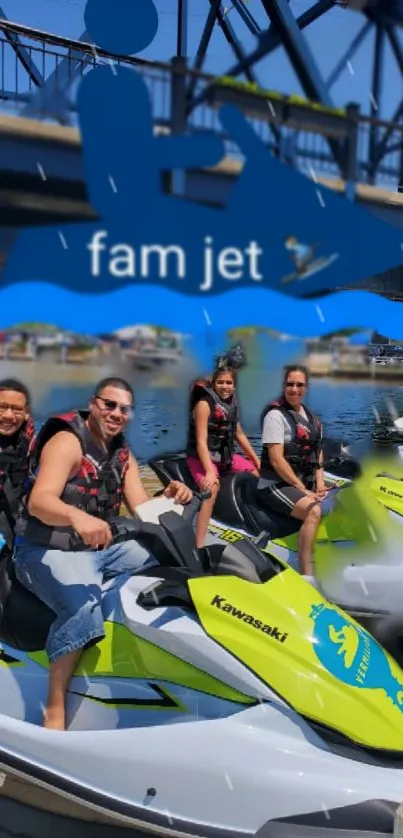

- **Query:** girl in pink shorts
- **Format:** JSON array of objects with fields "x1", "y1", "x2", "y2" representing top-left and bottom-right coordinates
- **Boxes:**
[{"x1": 186, "y1": 345, "x2": 260, "y2": 547}]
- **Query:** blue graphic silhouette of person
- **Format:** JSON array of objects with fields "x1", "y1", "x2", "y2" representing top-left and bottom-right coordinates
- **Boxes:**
[
  {"x1": 79, "y1": 0, "x2": 225, "y2": 217},
  {"x1": 2, "y1": 0, "x2": 403, "y2": 299}
]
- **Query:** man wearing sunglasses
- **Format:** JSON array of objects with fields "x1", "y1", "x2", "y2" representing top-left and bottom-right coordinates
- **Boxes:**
[
  {"x1": 0, "y1": 378, "x2": 36, "y2": 550},
  {"x1": 257, "y1": 365, "x2": 327, "y2": 579},
  {"x1": 12, "y1": 376, "x2": 192, "y2": 731}
]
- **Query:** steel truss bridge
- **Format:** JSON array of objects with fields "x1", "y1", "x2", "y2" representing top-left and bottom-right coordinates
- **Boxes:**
[{"x1": 0, "y1": 0, "x2": 403, "y2": 297}]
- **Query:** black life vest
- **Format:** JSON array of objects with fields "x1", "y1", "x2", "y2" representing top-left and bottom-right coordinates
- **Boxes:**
[
  {"x1": 15, "y1": 410, "x2": 130, "y2": 551},
  {"x1": 186, "y1": 379, "x2": 239, "y2": 468},
  {"x1": 0, "y1": 417, "x2": 36, "y2": 548},
  {"x1": 260, "y1": 398, "x2": 323, "y2": 486}
]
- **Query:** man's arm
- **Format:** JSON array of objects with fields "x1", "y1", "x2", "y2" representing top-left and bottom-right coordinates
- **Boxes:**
[
  {"x1": 27, "y1": 431, "x2": 83, "y2": 526},
  {"x1": 122, "y1": 452, "x2": 151, "y2": 514},
  {"x1": 28, "y1": 430, "x2": 114, "y2": 549}
]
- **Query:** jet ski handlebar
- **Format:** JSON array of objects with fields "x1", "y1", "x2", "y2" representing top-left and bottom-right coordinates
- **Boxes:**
[
  {"x1": 180, "y1": 489, "x2": 212, "y2": 521},
  {"x1": 69, "y1": 517, "x2": 141, "y2": 549},
  {"x1": 69, "y1": 489, "x2": 211, "y2": 550},
  {"x1": 68, "y1": 491, "x2": 214, "y2": 575},
  {"x1": 152, "y1": 487, "x2": 212, "y2": 522}
]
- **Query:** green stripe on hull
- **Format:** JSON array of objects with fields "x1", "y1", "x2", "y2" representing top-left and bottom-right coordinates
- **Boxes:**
[{"x1": 28, "y1": 621, "x2": 256, "y2": 705}]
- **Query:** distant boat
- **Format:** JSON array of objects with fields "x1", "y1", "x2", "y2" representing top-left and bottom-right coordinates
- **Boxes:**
[{"x1": 117, "y1": 326, "x2": 184, "y2": 370}]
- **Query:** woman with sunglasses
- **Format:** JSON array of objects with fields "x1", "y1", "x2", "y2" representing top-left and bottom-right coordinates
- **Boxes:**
[{"x1": 257, "y1": 364, "x2": 327, "y2": 579}]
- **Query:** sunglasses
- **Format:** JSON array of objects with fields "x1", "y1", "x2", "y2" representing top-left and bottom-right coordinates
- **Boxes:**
[
  {"x1": 95, "y1": 396, "x2": 133, "y2": 416},
  {"x1": 285, "y1": 382, "x2": 306, "y2": 390}
]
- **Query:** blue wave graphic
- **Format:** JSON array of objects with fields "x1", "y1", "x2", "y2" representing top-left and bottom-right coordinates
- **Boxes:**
[{"x1": 0, "y1": 283, "x2": 403, "y2": 340}]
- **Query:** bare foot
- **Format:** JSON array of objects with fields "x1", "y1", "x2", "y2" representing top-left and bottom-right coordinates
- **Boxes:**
[{"x1": 43, "y1": 707, "x2": 65, "y2": 730}]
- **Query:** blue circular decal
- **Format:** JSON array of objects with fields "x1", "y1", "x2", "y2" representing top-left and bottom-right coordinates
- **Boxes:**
[{"x1": 310, "y1": 603, "x2": 403, "y2": 710}]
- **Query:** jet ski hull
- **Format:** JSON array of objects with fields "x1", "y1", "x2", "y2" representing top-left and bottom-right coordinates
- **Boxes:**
[{"x1": 0, "y1": 656, "x2": 401, "y2": 838}]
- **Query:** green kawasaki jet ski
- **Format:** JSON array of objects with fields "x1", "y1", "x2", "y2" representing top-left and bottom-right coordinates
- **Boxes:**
[
  {"x1": 149, "y1": 447, "x2": 403, "y2": 666},
  {"x1": 0, "y1": 494, "x2": 402, "y2": 835}
]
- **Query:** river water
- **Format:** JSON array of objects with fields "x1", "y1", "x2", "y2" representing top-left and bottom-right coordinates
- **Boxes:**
[
  {"x1": 1, "y1": 334, "x2": 401, "y2": 463},
  {"x1": 130, "y1": 377, "x2": 403, "y2": 463}
]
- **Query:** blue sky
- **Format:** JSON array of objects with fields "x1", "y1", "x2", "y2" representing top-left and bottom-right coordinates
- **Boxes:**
[{"x1": 2, "y1": 0, "x2": 402, "y2": 121}]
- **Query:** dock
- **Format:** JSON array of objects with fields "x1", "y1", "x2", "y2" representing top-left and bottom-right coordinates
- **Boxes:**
[
  {"x1": 305, "y1": 360, "x2": 403, "y2": 382},
  {"x1": 139, "y1": 465, "x2": 164, "y2": 495}
]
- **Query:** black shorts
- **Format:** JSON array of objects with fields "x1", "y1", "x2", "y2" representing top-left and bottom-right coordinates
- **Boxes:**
[{"x1": 258, "y1": 483, "x2": 306, "y2": 517}]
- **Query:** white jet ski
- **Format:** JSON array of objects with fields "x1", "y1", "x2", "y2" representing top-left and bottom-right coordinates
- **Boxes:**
[{"x1": 0, "y1": 493, "x2": 401, "y2": 836}]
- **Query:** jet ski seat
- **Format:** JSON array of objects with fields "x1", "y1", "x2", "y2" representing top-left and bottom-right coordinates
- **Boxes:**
[
  {"x1": 213, "y1": 472, "x2": 301, "y2": 539},
  {"x1": 0, "y1": 546, "x2": 55, "y2": 652},
  {"x1": 149, "y1": 453, "x2": 301, "y2": 539},
  {"x1": 149, "y1": 442, "x2": 361, "y2": 502}
]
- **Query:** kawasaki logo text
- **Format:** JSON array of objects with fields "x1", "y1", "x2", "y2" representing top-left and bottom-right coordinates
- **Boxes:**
[
  {"x1": 379, "y1": 485, "x2": 403, "y2": 500},
  {"x1": 211, "y1": 595, "x2": 288, "y2": 642}
]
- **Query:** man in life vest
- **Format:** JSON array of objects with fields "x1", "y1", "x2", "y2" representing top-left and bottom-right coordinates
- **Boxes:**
[
  {"x1": 186, "y1": 345, "x2": 260, "y2": 547},
  {"x1": 13, "y1": 377, "x2": 192, "y2": 731},
  {"x1": 257, "y1": 364, "x2": 327, "y2": 579},
  {"x1": 0, "y1": 378, "x2": 36, "y2": 550}
]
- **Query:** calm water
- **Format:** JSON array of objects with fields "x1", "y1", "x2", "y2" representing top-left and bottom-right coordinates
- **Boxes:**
[
  {"x1": 129, "y1": 378, "x2": 403, "y2": 464},
  {"x1": 2, "y1": 335, "x2": 398, "y2": 464},
  {"x1": 2, "y1": 335, "x2": 402, "y2": 463}
]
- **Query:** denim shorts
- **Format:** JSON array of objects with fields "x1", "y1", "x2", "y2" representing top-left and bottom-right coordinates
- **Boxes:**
[{"x1": 13, "y1": 540, "x2": 158, "y2": 663}]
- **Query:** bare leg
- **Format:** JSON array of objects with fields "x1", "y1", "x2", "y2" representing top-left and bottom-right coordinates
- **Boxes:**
[
  {"x1": 291, "y1": 497, "x2": 322, "y2": 576},
  {"x1": 195, "y1": 483, "x2": 219, "y2": 548},
  {"x1": 297, "y1": 506, "x2": 321, "y2": 575},
  {"x1": 44, "y1": 648, "x2": 83, "y2": 730}
]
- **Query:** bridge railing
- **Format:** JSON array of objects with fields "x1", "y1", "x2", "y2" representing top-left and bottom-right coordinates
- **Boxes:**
[{"x1": 0, "y1": 20, "x2": 402, "y2": 192}]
